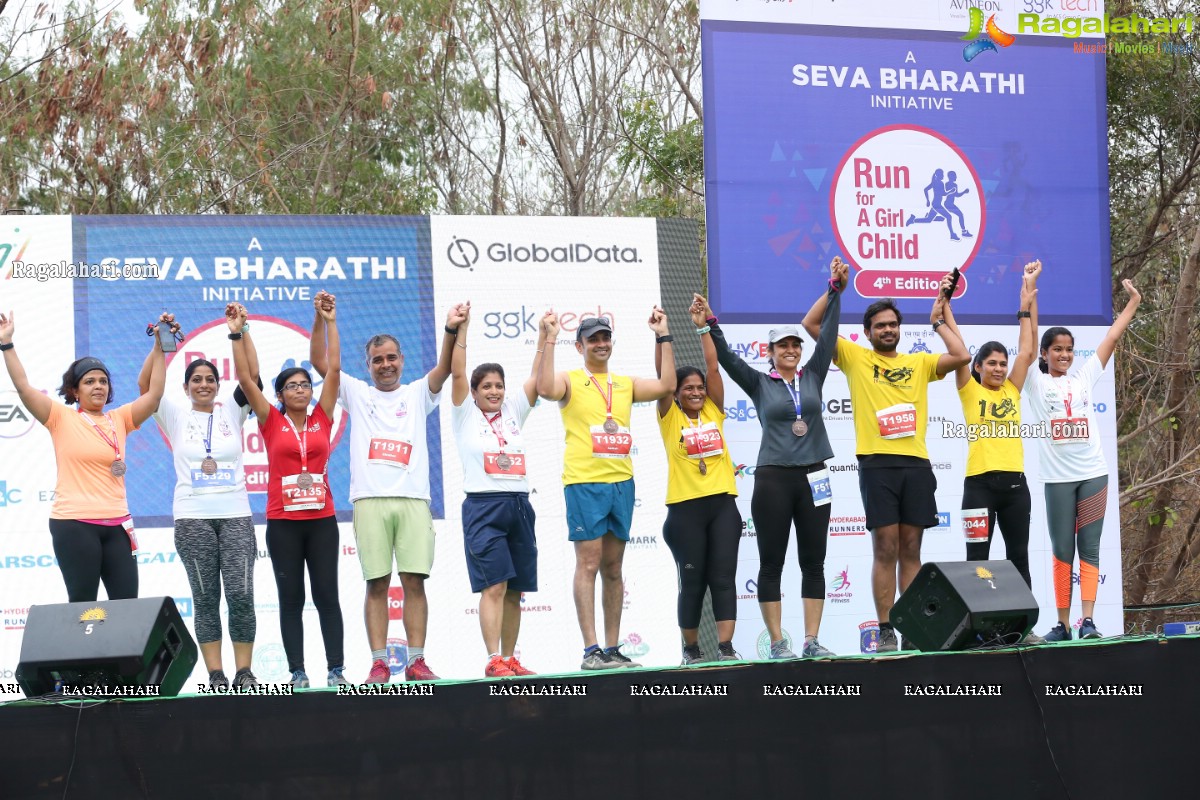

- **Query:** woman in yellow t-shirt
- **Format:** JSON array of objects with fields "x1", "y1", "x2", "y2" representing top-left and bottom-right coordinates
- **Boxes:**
[
  {"x1": 654, "y1": 300, "x2": 741, "y2": 665},
  {"x1": 0, "y1": 310, "x2": 171, "y2": 602},
  {"x1": 945, "y1": 264, "x2": 1041, "y2": 645}
]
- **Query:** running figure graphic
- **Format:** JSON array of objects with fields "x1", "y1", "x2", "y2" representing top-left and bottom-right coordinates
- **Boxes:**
[{"x1": 907, "y1": 169, "x2": 973, "y2": 241}]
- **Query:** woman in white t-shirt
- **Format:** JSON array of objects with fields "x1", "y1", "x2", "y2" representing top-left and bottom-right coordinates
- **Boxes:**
[
  {"x1": 143, "y1": 303, "x2": 263, "y2": 691},
  {"x1": 1023, "y1": 279, "x2": 1141, "y2": 642},
  {"x1": 449, "y1": 302, "x2": 548, "y2": 678}
]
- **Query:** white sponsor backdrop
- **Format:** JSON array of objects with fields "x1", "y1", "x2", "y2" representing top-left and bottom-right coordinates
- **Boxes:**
[{"x1": 720, "y1": 322, "x2": 1123, "y2": 658}]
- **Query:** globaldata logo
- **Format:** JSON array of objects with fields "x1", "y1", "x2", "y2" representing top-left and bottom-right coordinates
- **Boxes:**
[
  {"x1": 447, "y1": 237, "x2": 480, "y2": 270},
  {"x1": 961, "y1": 7, "x2": 1015, "y2": 61},
  {"x1": 827, "y1": 567, "x2": 853, "y2": 604},
  {"x1": 447, "y1": 235, "x2": 642, "y2": 268}
]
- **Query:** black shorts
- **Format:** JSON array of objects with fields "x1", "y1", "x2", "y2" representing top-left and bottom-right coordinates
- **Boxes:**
[{"x1": 858, "y1": 458, "x2": 938, "y2": 530}]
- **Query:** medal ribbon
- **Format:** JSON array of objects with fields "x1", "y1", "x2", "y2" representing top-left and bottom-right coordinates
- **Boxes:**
[
  {"x1": 1062, "y1": 380, "x2": 1073, "y2": 418},
  {"x1": 202, "y1": 412, "x2": 214, "y2": 460},
  {"x1": 484, "y1": 410, "x2": 508, "y2": 452},
  {"x1": 785, "y1": 374, "x2": 803, "y2": 423},
  {"x1": 284, "y1": 413, "x2": 310, "y2": 473},
  {"x1": 79, "y1": 409, "x2": 121, "y2": 462},
  {"x1": 584, "y1": 370, "x2": 615, "y2": 425},
  {"x1": 688, "y1": 415, "x2": 708, "y2": 463}
]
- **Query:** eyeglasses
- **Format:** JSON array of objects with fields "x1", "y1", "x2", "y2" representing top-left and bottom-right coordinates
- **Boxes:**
[{"x1": 283, "y1": 382, "x2": 312, "y2": 391}]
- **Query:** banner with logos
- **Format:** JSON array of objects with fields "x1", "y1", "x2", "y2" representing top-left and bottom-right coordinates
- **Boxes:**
[
  {"x1": 0, "y1": 215, "x2": 691, "y2": 688},
  {"x1": 700, "y1": 0, "x2": 1110, "y2": 325}
]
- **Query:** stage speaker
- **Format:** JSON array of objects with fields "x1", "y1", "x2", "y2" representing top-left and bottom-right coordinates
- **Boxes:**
[
  {"x1": 891, "y1": 561, "x2": 1038, "y2": 651},
  {"x1": 16, "y1": 597, "x2": 198, "y2": 697}
]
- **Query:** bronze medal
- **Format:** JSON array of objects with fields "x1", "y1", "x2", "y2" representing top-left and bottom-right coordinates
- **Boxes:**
[
  {"x1": 792, "y1": 419, "x2": 808, "y2": 437},
  {"x1": 603, "y1": 418, "x2": 619, "y2": 434},
  {"x1": 111, "y1": 460, "x2": 126, "y2": 477},
  {"x1": 297, "y1": 471, "x2": 314, "y2": 490},
  {"x1": 698, "y1": 458, "x2": 708, "y2": 476},
  {"x1": 201, "y1": 457, "x2": 218, "y2": 475},
  {"x1": 496, "y1": 454, "x2": 513, "y2": 471}
]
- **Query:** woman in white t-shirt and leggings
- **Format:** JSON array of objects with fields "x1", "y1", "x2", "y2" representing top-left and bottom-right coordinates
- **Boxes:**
[
  {"x1": 142, "y1": 304, "x2": 263, "y2": 691},
  {"x1": 1023, "y1": 278, "x2": 1140, "y2": 641},
  {"x1": 449, "y1": 302, "x2": 548, "y2": 678}
]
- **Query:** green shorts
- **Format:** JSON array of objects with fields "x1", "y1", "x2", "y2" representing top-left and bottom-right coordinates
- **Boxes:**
[{"x1": 352, "y1": 497, "x2": 436, "y2": 580}]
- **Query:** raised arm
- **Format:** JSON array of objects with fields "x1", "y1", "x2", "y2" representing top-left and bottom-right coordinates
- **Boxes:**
[
  {"x1": 940, "y1": 300, "x2": 971, "y2": 390},
  {"x1": 536, "y1": 312, "x2": 571, "y2": 403},
  {"x1": 632, "y1": 307, "x2": 676, "y2": 402},
  {"x1": 236, "y1": 303, "x2": 261, "y2": 386},
  {"x1": 308, "y1": 291, "x2": 331, "y2": 378},
  {"x1": 1010, "y1": 264, "x2": 1040, "y2": 390},
  {"x1": 129, "y1": 321, "x2": 169, "y2": 427},
  {"x1": 427, "y1": 304, "x2": 465, "y2": 394},
  {"x1": 801, "y1": 256, "x2": 848, "y2": 351},
  {"x1": 701, "y1": 294, "x2": 762, "y2": 396},
  {"x1": 0, "y1": 310, "x2": 53, "y2": 424},
  {"x1": 1096, "y1": 279, "x2": 1141, "y2": 368},
  {"x1": 695, "y1": 296, "x2": 725, "y2": 410},
  {"x1": 450, "y1": 303, "x2": 472, "y2": 407},
  {"x1": 523, "y1": 312, "x2": 550, "y2": 406},
  {"x1": 316, "y1": 295, "x2": 340, "y2": 419},
  {"x1": 933, "y1": 274, "x2": 971, "y2": 377},
  {"x1": 228, "y1": 304, "x2": 272, "y2": 420},
  {"x1": 806, "y1": 260, "x2": 847, "y2": 383}
]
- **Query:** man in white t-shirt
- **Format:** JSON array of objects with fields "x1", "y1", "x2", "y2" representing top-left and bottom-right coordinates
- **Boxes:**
[{"x1": 309, "y1": 291, "x2": 466, "y2": 682}]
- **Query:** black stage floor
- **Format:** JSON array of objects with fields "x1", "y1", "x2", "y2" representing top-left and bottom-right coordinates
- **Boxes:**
[{"x1": 1, "y1": 635, "x2": 1195, "y2": 800}]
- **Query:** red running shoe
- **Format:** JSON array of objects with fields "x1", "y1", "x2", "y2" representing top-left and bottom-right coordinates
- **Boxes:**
[
  {"x1": 404, "y1": 656, "x2": 440, "y2": 682},
  {"x1": 504, "y1": 656, "x2": 537, "y2": 676},
  {"x1": 365, "y1": 659, "x2": 390, "y2": 684},
  {"x1": 485, "y1": 655, "x2": 516, "y2": 677}
]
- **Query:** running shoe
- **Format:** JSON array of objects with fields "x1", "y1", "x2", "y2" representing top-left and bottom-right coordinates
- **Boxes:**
[
  {"x1": 231, "y1": 668, "x2": 259, "y2": 692},
  {"x1": 581, "y1": 648, "x2": 623, "y2": 671},
  {"x1": 504, "y1": 656, "x2": 537, "y2": 676},
  {"x1": 208, "y1": 669, "x2": 229, "y2": 692},
  {"x1": 802, "y1": 638, "x2": 836, "y2": 658},
  {"x1": 485, "y1": 655, "x2": 516, "y2": 677},
  {"x1": 327, "y1": 666, "x2": 349, "y2": 687},
  {"x1": 876, "y1": 627, "x2": 899, "y2": 653},
  {"x1": 405, "y1": 656, "x2": 440, "y2": 681},
  {"x1": 1021, "y1": 631, "x2": 1047, "y2": 645},
  {"x1": 289, "y1": 669, "x2": 310, "y2": 689},
  {"x1": 1043, "y1": 622, "x2": 1072, "y2": 642},
  {"x1": 604, "y1": 646, "x2": 641, "y2": 668},
  {"x1": 681, "y1": 644, "x2": 704, "y2": 666},
  {"x1": 717, "y1": 642, "x2": 741, "y2": 662},
  {"x1": 769, "y1": 640, "x2": 799, "y2": 660},
  {"x1": 365, "y1": 659, "x2": 390, "y2": 684},
  {"x1": 1079, "y1": 618, "x2": 1102, "y2": 639}
]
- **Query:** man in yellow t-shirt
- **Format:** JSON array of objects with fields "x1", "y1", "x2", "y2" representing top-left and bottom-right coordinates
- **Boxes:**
[
  {"x1": 803, "y1": 275, "x2": 970, "y2": 652},
  {"x1": 536, "y1": 310, "x2": 676, "y2": 670}
]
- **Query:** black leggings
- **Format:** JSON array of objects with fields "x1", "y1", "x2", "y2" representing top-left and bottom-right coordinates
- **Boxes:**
[
  {"x1": 962, "y1": 471, "x2": 1032, "y2": 587},
  {"x1": 662, "y1": 493, "x2": 741, "y2": 628},
  {"x1": 751, "y1": 464, "x2": 831, "y2": 602},
  {"x1": 49, "y1": 519, "x2": 138, "y2": 602},
  {"x1": 265, "y1": 516, "x2": 344, "y2": 673}
]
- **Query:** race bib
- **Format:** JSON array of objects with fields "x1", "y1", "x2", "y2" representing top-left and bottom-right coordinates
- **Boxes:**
[
  {"x1": 189, "y1": 461, "x2": 238, "y2": 494},
  {"x1": 681, "y1": 422, "x2": 725, "y2": 459},
  {"x1": 484, "y1": 450, "x2": 527, "y2": 479},
  {"x1": 961, "y1": 507, "x2": 990, "y2": 543},
  {"x1": 808, "y1": 468, "x2": 832, "y2": 507},
  {"x1": 590, "y1": 425, "x2": 633, "y2": 459},
  {"x1": 368, "y1": 437, "x2": 413, "y2": 468},
  {"x1": 876, "y1": 403, "x2": 917, "y2": 439},
  {"x1": 281, "y1": 473, "x2": 328, "y2": 512},
  {"x1": 1050, "y1": 417, "x2": 1089, "y2": 445}
]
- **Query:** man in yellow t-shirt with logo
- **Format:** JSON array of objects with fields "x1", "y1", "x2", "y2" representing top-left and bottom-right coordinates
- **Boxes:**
[
  {"x1": 803, "y1": 274, "x2": 969, "y2": 652},
  {"x1": 537, "y1": 310, "x2": 676, "y2": 670}
]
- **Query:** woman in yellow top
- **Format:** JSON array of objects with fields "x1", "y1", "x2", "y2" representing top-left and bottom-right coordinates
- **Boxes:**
[
  {"x1": 945, "y1": 263, "x2": 1042, "y2": 643},
  {"x1": 654, "y1": 300, "x2": 740, "y2": 665}
]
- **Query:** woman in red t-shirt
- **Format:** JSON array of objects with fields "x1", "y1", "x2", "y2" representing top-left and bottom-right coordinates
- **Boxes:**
[{"x1": 229, "y1": 298, "x2": 344, "y2": 689}]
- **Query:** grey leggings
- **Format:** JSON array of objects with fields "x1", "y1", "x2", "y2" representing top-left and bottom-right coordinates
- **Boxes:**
[{"x1": 174, "y1": 517, "x2": 257, "y2": 644}]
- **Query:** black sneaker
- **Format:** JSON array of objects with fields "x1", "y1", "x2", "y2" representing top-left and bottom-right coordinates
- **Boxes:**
[
  {"x1": 1043, "y1": 622, "x2": 1072, "y2": 642},
  {"x1": 208, "y1": 669, "x2": 229, "y2": 692},
  {"x1": 604, "y1": 646, "x2": 641, "y2": 668},
  {"x1": 681, "y1": 644, "x2": 704, "y2": 666},
  {"x1": 876, "y1": 627, "x2": 898, "y2": 653},
  {"x1": 232, "y1": 668, "x2": 260, "y2": 692},
  {"x1": 717, "y1": 641, "x2": 740, "y2": 661},
  {"x1": 581, "y1": 648, "x2": 623, "y2": 671}
]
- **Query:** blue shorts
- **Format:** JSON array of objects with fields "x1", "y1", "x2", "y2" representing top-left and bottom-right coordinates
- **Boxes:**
[
  {"x1": 564, "y1": 479, "x2": 635, "y2": 542},
  {"x1": 462, "y1": 492, "x2": 538, "y2": 593}
]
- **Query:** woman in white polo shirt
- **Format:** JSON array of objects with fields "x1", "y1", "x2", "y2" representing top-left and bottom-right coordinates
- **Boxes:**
[
  {"x1": 1024, "y1": 278, "x2": 1141, "y2": 641},
  {"x1": 449, "y1": 302, "x2": 548, "y2": 678}
]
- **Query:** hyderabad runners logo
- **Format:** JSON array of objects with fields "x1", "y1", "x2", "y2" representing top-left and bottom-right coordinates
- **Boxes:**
[
  {"x1": 961, "y1": 7, "x2": 1015, "y2": 62},
  {"x1": 757, "y1": 628, "x2": 793, "y2": 659}
]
